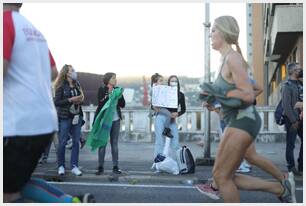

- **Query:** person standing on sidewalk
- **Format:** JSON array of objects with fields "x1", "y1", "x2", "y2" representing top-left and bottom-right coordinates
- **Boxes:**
[
  {"x1": 54, "y1": 64, "x2": 85, "y2": 176},
  {"x1": 196, "y1": 15, "x2": 295, "y2": 203},
  {"x1": 282, "y1": 63, "x2": 303, "y2": 175},
  {"x1": 165, "y1": 75, "x2": 186, "y2": 153},
  {"x1": 3, "y1": 3, "x2": 94, "y2": 203},
  {"x1": 151, "y1": 73, "x2": 179, "y2": 158},
  {"x1": 94, "y1": 72, "x2": 126, "y2": 175}
]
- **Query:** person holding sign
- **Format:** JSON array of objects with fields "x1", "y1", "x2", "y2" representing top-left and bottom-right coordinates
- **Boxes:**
[
  {"x1": 165, "y1": 75, "x2": 186, "y2": 151},
  {"x1": 151, "y1": 73, "x2": 186, "y2": 161}
]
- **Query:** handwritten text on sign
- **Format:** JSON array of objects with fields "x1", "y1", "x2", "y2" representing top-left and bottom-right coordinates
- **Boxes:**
[{"x1": 152, "y1": 85, "x2": 178, "y2": 108}]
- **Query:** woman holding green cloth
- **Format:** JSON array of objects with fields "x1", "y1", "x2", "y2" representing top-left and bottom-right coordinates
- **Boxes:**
[{"x1": 91, "y1": 72, "x2": 125, "y2": 175}]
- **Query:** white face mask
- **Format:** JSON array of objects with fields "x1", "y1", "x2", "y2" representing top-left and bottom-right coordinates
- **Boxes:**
[
  {"x1": 170, "y1": 81, "x2": 178, "y2": 87},
  {"x1": 71, "y1": 71, "x2": 77, "y2": 80}
]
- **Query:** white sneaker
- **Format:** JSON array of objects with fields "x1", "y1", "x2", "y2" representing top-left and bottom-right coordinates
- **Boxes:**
[
  {"x1": 243, "y1": 161, "x2": 252, "y2": 169},
  {"x1": 58, "y1": 166, "x2": 65, "y2": 175},
  {"x1": 236, "y1": 164, "x2": 251, "y2": 173},
  {"x1": 71, "y1": 166, "x2": 82, "y2": 176}
]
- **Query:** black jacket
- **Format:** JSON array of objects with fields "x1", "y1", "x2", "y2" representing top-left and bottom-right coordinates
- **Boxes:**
[
  {"x1": 54, "y1": 80, "x2": 83, "y2": 119},
  {"x1": 94, "y1": 86, "x2": 126, "y2": 121},
  {"x1": 167, "y1": 91, "x2": 186, "y2": 117}
]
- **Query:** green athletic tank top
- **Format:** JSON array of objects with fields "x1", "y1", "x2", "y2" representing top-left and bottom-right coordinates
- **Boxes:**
[{"x1": 213, "y1": 52, "x2": 247, "y2": 124}]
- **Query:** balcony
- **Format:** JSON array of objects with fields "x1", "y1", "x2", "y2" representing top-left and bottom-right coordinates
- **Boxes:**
[
  {"x1": 81, "y1": 105, "x2": 285, "y2": 143},
  {"x1": 270, "y1": 5, "x2": 303, "y2": 59}
]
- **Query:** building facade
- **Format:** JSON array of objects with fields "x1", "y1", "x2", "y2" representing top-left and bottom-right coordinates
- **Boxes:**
[{"x1": 248, "y1": 3, "x2": 303, "y2": 105}]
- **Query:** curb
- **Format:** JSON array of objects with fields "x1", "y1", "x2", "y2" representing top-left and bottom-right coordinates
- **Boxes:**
[{"x1": 32, "y1": 170, "x2": 204, "y2": 185}]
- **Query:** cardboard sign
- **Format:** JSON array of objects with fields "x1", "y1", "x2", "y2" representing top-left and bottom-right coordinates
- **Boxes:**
[{"x1": 152, "y1": 85, "x2": 178, "y2": 108}]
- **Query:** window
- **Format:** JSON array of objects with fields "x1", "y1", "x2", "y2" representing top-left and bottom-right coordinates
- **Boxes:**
[
  {"x1": 281, "y1": 64, "x2": 286, "y2": 80},
  {"x1": 270, "y1": 76, "x2": 276, "y2": 94}
]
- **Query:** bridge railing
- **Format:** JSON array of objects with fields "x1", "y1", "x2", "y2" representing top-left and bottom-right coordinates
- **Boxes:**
[{"x1": 82, "y1": 105, "x2": 285, "y2": 142}]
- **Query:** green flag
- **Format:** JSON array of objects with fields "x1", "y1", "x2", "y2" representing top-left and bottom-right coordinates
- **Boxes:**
[{"x1": 86, "y1": 87, "x2": 123, "y2": 151}]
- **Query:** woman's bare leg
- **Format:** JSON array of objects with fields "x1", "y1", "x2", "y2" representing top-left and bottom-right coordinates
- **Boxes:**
[
  {"x1": 212, "y1": 128, "x2": 251, "y2": 202},
  {"x1": 213, "y1": 128, "x2": 284, "y2": 202},
  {"x1": 211, "y1": 142, "x2": 284, "y2": 190},
  {"x1": 233, "y1": 173, "x2": 283, "y2": 195},
  {"x1": 245, "y1": 143, "x2": 284, "y2": 181}
]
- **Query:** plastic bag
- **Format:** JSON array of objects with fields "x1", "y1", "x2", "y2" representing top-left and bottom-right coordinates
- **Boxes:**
[{"x1": 155, "y1": 156, "x2": 179, "y2": 175}]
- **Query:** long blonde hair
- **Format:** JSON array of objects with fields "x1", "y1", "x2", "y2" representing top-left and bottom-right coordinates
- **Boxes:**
[
  {"x1": 214, "y1": 15, "x2": 248, "y2": 69},
  {"x1": 54, "y1": 64, "x2": 71, "y2": 90}
]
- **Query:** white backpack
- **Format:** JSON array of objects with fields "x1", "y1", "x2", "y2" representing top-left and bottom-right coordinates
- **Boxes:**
[{"x1": 176, "y1": 146, "x2": 195, "y2": 174}]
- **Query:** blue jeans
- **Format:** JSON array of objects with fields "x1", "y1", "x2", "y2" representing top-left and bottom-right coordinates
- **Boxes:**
[
  {"x1": 57, "y1": 116, "x2": 82, "y2": 168},
  {"x1": 284, "y1": 117, "x2": 303, "y2": 171},
  {"x1": 154, "y1": 113, "x2": 180, "y2": 157}
]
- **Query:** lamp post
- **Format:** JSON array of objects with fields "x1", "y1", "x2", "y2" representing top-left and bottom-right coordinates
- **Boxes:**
[
  {"x1": 203, "y1": 3, "x2": 211, "y2": 160},
  {"x1": 196, "y1": 2, "x2": 214, "y2": 166}
]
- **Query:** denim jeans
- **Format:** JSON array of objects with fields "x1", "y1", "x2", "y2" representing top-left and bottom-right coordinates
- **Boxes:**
[
  {"x1": 57, "y1": 116, "x2": 82, "y2": 168},
  {"x1": 284, "y1": 117, "x2": 303, "y2": 171},
  {"x1": 154, "y1": 113, "x2": 180, "y2": 157}
]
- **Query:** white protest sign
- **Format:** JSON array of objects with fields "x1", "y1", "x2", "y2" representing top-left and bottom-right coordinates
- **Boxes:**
[{"x1": 152, "y1": 85, "x2": 178, "y2": 108}]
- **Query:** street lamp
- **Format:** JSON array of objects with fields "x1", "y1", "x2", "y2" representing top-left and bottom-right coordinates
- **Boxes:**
[{"x1": 196, "y1": 2, "x2": 214, "y2": 166}]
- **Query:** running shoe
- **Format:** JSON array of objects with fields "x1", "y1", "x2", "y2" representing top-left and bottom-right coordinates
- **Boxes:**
[
  {"x1": 73, "y1": 193, "x2": 96, "y2": 203},
  {"x1": 195, "y1": 183, "x2": 220, "y2": 200},
  {"x1": 278, "y1": 172, "x2": 296, "y2": 203},
  {"x1": 236, "y1": 163, "x2": 251, "y2": 173}
]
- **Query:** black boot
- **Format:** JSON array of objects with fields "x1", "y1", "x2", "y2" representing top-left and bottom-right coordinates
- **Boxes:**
[
  {"x1": 95, "y1": 166, "x2": 104, "y2": 175},
  {"x1": 113, "y1": 166, "x2": 122, "y2": 174},
  {"x1": 162, "y1": 128, "x2": 173, "y2": 138}
]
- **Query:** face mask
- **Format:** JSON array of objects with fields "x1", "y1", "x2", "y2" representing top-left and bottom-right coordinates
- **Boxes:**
[
  {"x1": 170, "y1": 81, "x2": 178, "y2": 87},
  {"x1": 71, "y1": 71, "x2": 77, "y2": 80}
]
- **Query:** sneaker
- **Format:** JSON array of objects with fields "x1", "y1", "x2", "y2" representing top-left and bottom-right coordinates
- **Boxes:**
[
  {"x1": 162, "y1": 128, "x2": 173, "y2": 138},
  {"x1": 58, "y1": 166, "x2": 65, "y2": 176},
  {"x1": 290, "y1": 167, "x2": 302, "y2": 176},
  {"x1": 243, "y1": 161, "x2": 252, "y2": 169},
  {"x1": 278, "y1": 172, "x2": 296, "y2": 203},
  {"x1": 236, "y1": 164, "x2": 251, "y2": 173},
  {"x1": 95, "y1": 166, "x2": 104, "y2": 175},
  {"x1": 195, "y1": 183, "x2": 220, "y2": 200},
  {"x1": 71, "y1": 166, "x2": 82, "y2": 176},
  {"x1": 73, "y1": 193, "x2": 96, "y2": 203},
  {"x1": 113, "y1": 166, "x2": 122, "y2": 174}
]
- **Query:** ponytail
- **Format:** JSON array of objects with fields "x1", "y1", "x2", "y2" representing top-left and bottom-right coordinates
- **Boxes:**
[{"x1": 235, "y1": 42, "x2": 248, "y2": 70}]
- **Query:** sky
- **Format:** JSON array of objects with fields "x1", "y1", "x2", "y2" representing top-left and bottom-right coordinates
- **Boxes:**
[{"x1": 20, "y1": 2, "x2": 247, "y2": 78}]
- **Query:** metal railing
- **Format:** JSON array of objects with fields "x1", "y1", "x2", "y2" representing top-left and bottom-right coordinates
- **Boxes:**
[{"x1": 82, "y1": 105, "x2": 285, "y2": 142}]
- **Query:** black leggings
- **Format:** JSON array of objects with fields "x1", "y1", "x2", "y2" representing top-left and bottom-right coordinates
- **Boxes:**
[{"x1": 4, "y1": 133, "x2": 54, "y2": 193}]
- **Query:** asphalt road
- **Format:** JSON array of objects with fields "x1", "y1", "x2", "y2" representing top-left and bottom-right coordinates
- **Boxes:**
[{"x1": 49, "y1": 180, "x2": 303, "y2": 203}]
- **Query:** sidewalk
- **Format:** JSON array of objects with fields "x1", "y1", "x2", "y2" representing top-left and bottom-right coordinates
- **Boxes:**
[{"x1": 33, "y1": 141, "x2": 302, "y2": 185}]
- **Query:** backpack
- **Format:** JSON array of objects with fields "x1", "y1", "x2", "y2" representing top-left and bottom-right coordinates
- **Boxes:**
[
  {"x1": 274, "y1": 99, "x2": 285, "y2": 125},
  {"x1": 176, "y1": 146, "x2": 195, "y2": 174},
  {"x1": 274, "y1": 80, "x2": 294, "y2": 125}
]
